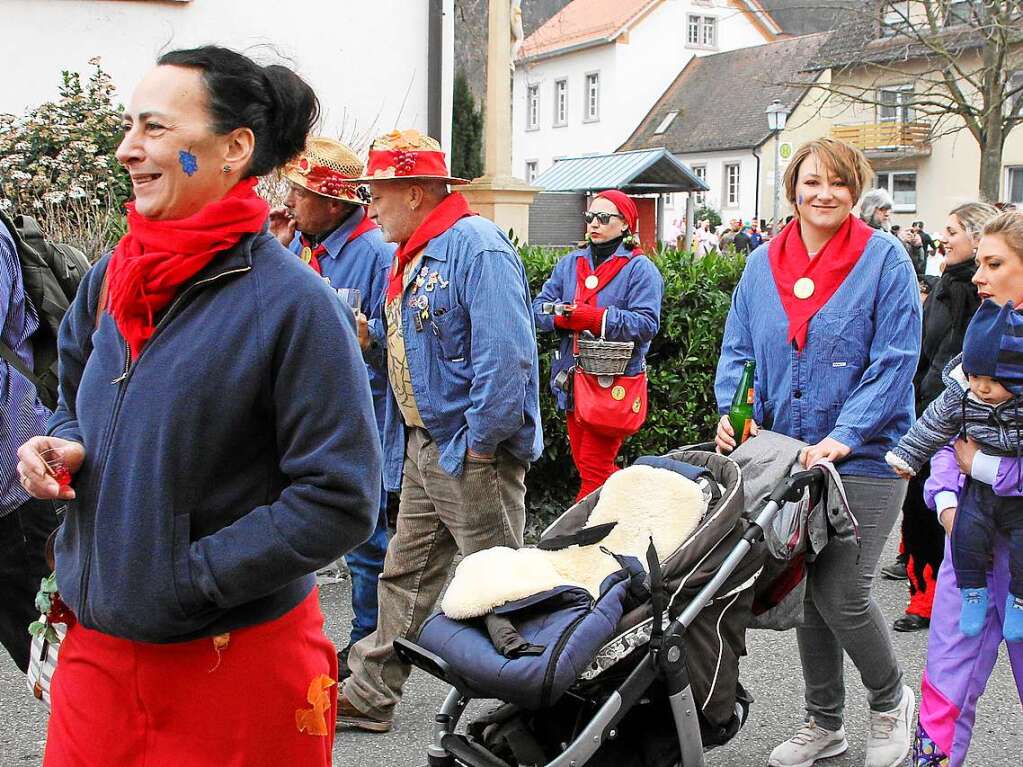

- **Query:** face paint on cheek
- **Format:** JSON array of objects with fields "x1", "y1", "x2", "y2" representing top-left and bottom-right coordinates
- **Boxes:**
[
  {"x1": 178, "y1": 149, "x2": 198, "y2": 177},
  {"x1": 797, "y1": 194, "x2": 804, "y2": 206}
]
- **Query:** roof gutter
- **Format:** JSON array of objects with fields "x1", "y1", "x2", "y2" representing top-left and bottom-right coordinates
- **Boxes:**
[{"x1": 518, "y1": 37, "x2": 615, "y2": 65}]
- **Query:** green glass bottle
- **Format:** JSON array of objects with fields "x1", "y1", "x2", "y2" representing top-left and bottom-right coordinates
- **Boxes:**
[{"x1": 728, "y1": 360, "x2": 756, "y2": 446}]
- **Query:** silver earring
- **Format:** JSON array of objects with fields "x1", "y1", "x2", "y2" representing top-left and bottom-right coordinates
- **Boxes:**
[{"x1": 222, "y1": 164, "x2": 232, "y2": 174}]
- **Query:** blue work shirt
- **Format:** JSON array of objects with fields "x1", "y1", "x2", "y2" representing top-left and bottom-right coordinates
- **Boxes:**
[
  {"x1": 289, "y1": 207, "x2": 394, "y2": 433},
  {"x1": 715, "y1": 227, "x2": 921, "y2": 477},
  {"x1": 372, "y1": 212, "x2": 543, "y2": 491},
  {"x1": 532, "y1": 243, "x2": 663, "y2": 411}
]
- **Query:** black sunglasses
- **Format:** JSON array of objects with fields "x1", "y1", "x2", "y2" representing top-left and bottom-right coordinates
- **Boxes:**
[{"x1": 583, "y1": 211, "x2": 624, "y2": 225}]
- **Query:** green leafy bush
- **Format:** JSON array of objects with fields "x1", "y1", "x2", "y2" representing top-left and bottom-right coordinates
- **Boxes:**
[
  {"x1": 694, "y1": 205, "x2": 722, "y2": 229},
  {"x1": 0, "y1": 58, "x2": 129, "y2": 259},
  {"x1": 521, "y1": 243, "x2": 745, "y2": 533}
]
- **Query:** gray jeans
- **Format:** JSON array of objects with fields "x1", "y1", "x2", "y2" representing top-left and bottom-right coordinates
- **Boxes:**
[
  {"x1": 796, "y1": 474, "x2": 906, "y2": 731},
  {"x1": 343, "y1": 427, "x2": 526, "y2": 719}
]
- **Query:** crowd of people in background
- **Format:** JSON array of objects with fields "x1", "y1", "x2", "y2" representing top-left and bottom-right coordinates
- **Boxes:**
[{"x1": 1, "y1": 43, "x2": 1022, "y2": 767}]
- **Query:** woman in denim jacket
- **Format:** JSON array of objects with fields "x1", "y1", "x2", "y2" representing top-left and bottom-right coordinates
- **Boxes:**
[{"x1": 714, "y1": 138, "x2": 921, "y2": 767}]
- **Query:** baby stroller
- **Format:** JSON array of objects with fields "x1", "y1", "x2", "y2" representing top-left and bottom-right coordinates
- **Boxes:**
[{"x1": 395, "y1": 447, "x2": 828, "y2": 767}]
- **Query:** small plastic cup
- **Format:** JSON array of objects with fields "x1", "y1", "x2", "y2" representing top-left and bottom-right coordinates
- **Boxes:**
[
  {"x1": 39, "y1": 448, "x2": 71, "y2": 490},
  {"x1": 336, "y1": 288, "x2": 362, "y2": 316}
]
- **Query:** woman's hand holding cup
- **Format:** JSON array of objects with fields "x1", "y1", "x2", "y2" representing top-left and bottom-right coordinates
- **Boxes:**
[{"x1": 17, "y1": 436, "x2": 85, "y2": 501}]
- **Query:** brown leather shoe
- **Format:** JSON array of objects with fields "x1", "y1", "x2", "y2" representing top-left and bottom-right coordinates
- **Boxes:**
[{"x1": 337, "y1": 692, "x2": 393, "y2": 733}]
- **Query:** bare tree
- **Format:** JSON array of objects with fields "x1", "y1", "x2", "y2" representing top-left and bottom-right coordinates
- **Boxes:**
[{"x1": 805, "y1": 0, "x2": 1023, "y2": 201}]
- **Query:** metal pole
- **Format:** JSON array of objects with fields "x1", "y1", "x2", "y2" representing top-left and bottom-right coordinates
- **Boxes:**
[{"x1": 772, "y1": 130, "x2": 781, "y2": 233}]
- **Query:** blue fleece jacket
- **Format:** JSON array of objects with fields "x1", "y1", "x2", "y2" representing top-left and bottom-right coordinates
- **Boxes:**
[{"x1": 48, "y1": 229, "x2": 380, "y2": 643}]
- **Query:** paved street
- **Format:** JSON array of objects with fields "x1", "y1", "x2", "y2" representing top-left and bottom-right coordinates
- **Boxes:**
[{"x1": 2, "y1": 534, "x2": 1020, "y2": 766}]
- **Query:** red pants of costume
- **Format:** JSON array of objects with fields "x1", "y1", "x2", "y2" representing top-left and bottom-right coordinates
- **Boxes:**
[
  {"x1": 567, "y1": 414, "x2": 625, "y2": 502},
  {"x1": 44, "y1": 588, "x2": 337, "y2": 767}
]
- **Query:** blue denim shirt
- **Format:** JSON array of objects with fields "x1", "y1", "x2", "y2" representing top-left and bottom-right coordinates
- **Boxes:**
[
  {"x1": 715, "y1": 228, "x2": 921, "y2": 477},
  {"x1": 532, "y1": 243, "x2": 663, "y2": 411},
  {"x1": 376, "y1": 213, "x2": 543, "y2": 490},
  {"x1": 289, "y1": 207, "x2": 394, "y2": 434}
]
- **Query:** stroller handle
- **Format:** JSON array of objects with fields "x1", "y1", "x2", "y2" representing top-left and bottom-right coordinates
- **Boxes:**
[{"x1": 768, "y1": 466, "x2": 829, "y2": 506}]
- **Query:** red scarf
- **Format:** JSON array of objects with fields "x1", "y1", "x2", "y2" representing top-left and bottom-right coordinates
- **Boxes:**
[
  {"x1": 107, "y1": 178, "x2": 269, "y2": 360},
  {"x1": 768, "y1": 214, "x2": 873, "y2": 351},
  {"x1": 346, "y1": 208, "x2": 379, "y2": 245},
  {"x1": 386, "y1": 192, "x2": 475, "y2": 302},
  {"x1": 574, "y1": 251, "x2": 632, "y2": 305},
  {"x1": 297, "y1": 210, "x2": 378, "y2": 275}
]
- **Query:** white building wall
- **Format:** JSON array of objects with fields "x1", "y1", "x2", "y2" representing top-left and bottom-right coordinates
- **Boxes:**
[
  {"x1": 674, "y1": 149, "x2": 759, "y2": 223},
  {"x1": 0, "y1": 0, "x2": 450, "y2": 153},
  {"x1": 513, "y1": 0, "x2": 772, "y2": 179}
]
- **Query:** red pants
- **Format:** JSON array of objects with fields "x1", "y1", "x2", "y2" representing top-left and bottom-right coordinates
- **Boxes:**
[
  {"x1": 567, "y1": 414, "x2": 625, "y2": 502},
  {"x1": 45, "y1": 588, "x2": 337, "y2": 767}
]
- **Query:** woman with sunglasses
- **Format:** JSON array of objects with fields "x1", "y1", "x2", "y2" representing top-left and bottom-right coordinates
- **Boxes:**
[{"x1": 533, "y1": 191, "x2": 663, "y2": 501}]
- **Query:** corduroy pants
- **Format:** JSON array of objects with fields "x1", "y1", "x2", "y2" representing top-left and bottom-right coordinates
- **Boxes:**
[{"x1": 343, "y1": 427, "x2": 526, "y2": 720}]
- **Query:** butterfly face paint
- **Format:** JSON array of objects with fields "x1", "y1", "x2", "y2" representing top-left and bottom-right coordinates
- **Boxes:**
[{"x1": 178, "y1": 149, "x2": 199, "y2": 177}]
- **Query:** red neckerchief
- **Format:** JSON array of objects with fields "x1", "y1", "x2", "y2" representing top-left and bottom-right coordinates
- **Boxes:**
[
  {"x1": 574, "y1": 248, "x2": 633, "y2": 306},
  {"x1": 298, "y1": 235, "x2": 325, "y2": 275},
  {"x1": 107, "y1": 177, "x2": 268, "y2": 360},
  {"x1": 345, "y1": 209, "x2": 379, "y2": 246},
  {"x1": 768, "y1": 215, "x2": 873, "y2": 351},
  {"x1": 386, "y1": 192, "x2": 475, "y2": 302}
]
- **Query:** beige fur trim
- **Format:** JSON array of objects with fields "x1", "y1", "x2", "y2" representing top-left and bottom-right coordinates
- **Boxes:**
[{"x1": 441, "y1": 465, "x2": 706, "y2": 619}]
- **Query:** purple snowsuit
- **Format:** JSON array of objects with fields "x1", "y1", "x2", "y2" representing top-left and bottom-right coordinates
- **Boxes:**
[{"x1": 915, "y1": 445, "x2": 1023, "y2": 765}]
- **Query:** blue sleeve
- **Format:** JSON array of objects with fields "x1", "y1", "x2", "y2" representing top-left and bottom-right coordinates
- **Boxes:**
[
  {"x1": 829, "y1": 256, "x2": 921, "y2": 451},
  {"x1": 363, "y1": 246, "x2": 392, "y2": 371},
  {"x1": 532, "y1": 255, "x2": 569, "y2": 334},
  {"x1": 47, "y1": 257, "x2": 110, "y2": 445},
  {"x1": 602, "y1": 259, "x2": 662, "y2": 344},
  {"x1": 464, "y1": 249, "x2": 537, "y2": 455},
  {"x1": 715, "y1": 271, "x2": 755, "y2": 415}
]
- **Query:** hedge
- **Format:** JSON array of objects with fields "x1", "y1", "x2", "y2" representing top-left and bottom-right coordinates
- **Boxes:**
[{"x1": 520, "y1": 243, "x2": 746, "y2": 534}]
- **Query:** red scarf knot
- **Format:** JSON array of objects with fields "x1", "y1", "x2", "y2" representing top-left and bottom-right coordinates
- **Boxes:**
[
  {"x1": 386, "y1": 192, "x2": 475, "y2": 303},
  {"x1": 107, "y1": 177, "x2": 269, "y2": 360},
  {"x1": 768, "y1": 215, "x2": 873, "y2": 352}
]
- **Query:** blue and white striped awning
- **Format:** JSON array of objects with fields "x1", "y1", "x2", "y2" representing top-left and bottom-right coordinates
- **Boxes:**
[{"x1": 532, "y1": 148, "x2": 708, "y2": 194}]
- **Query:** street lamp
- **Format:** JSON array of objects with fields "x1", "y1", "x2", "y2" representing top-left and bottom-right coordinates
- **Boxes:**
[{"x1": 765, "y1": 99, "x2": 790, "y2": 234}]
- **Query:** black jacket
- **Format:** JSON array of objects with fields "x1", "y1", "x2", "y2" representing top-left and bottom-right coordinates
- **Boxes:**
[{"x1": 913, "y1": 259, "x2": 980, "y2": 413}]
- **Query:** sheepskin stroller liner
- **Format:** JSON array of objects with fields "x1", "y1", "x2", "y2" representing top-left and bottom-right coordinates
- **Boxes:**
[{"x1": 396, "y1": 450, "x2": 826, "y2": 767}]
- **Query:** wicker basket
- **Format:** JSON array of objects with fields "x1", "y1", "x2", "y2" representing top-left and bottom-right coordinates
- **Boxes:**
[{"x1": 577, "y1": 337, "x2": 634, "y2": 376}]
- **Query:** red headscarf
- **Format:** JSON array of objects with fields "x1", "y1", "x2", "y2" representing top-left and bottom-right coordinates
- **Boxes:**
[
  {"x1": 768, "y1": 214, "x2": 874, "y2": 351},
  {"x1": 106, "y1": 178, "x2": 269, "y2": 360},
  {"x1": 594, "y1": 190, "x2": 642, "y2": 256}
]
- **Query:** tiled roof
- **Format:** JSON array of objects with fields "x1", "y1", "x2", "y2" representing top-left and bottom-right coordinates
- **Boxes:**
[
  {"x1": 518, "y1": 0, "x2": 663, "y2": 60},
  {"x1": 619, "y1": 33, "x2": 829, "y2": 154}
]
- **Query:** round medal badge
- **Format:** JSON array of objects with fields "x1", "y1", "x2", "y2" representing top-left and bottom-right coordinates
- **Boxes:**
[
  {"x1": 794, "y1": 277, "x2": 815, "y2": 299},
  {"x1": 611, "y1": 385, "x2": 626, "y2": 401},
  {"x1": 584, "y1": 275, "x2": 599, "y2": 290},
  {"x1": 632, "y1": 397, "x2": 642, "y2": 413}
]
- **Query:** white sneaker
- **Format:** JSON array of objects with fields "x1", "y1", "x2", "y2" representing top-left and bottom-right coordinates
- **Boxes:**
[
  {"x1": 864, "y1": 684, "x2": 915, "y2": 767},
  {"x1": 768, "y1": 718, "x2": 849, "y2": 767}
]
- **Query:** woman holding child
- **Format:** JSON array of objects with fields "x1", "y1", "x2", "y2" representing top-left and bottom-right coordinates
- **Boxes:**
[
  {"x1": 715, "y1": 137, "x2": 921, "y2": 767},
  {"x1": 905, "y1": 209, "x2": 1023, "y2": 766}
]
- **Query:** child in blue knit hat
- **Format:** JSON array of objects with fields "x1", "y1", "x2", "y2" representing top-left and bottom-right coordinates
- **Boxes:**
[{"x1": 886, "y1": 299, "x2": 1023, "y2": 641}]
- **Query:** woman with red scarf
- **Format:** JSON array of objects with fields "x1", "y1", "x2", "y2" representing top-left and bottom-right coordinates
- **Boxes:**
[
  {"x1": 16, "y1": 47, "x2": 380, "y2": 766},
  {"x1": 714, "y1": 138, "x2": 921, "y2": 767},
  {"x1": 533, "y1": 190, "x2": 663, "y2": 501}
]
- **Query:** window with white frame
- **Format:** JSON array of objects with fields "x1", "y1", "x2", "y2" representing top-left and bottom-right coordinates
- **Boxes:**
[
  {"x1": 584, "y1": 72, "x2": 600, "y2": 122},
  {"x1": 526, "y1": 84, "x2": 539, "y2": 130},
  {"x1": 879, "y1": 85, "x2": 913, "y2": 122},
  {"x1": 686, "y1": 15, "x2": 717, "y2": 48},
  {"x1": 553, "y1": 79, "x2": 568, "y2": 127},
  {"x1": 724, "y1": 163, "x2": 740, "y2": 208},
  {"x1": 945, "y1": 0, "x2": 983, "y2": 26},
  {"x1": 1008, "y1": 167, "x2": 1023, "y2": 205},
  {"x1": 525, "y1": 160, "x2": 538, "y2": 184},
  {"x1": 881, "y1": 1, "x2": 911, "y2": 35},
  {"x1": 876, "y1": 170, "x2": 917, "y2": 211},
  {"x1": 692, "y1": 164, "x2": 707, "y2": 204}
]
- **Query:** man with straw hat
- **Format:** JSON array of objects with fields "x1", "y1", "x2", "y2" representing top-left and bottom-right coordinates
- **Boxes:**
[
  {"x1": 337, "y1": 129, "x2": 542, "y2": 733},
  {"x1": 270, "y1": 137, "x2": 395, "y2": 679}
]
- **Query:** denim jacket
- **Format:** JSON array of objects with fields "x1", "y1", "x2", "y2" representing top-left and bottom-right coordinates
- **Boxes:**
[
  {"x1": 532, "y1": 243, "x2": 663, "y2": 411},
  {"x1": 715, "y1": 228, "x2": 921, "y2": 477},
  {"x1": 289, "y1": 207, "x2": 394, "y2": 434},
  {"x1": 375, "y1": 214, "x2": 543, "y2": 490}
]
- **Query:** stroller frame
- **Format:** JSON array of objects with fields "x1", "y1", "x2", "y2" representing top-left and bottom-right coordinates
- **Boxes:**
[{"x1": 395, "y1": 466, "x2": 827, "y2": 767}]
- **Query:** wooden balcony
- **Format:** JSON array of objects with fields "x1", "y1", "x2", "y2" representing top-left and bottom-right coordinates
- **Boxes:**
[{"x1": 830, "y1": 122, "x2": 932, "y2": 159}]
